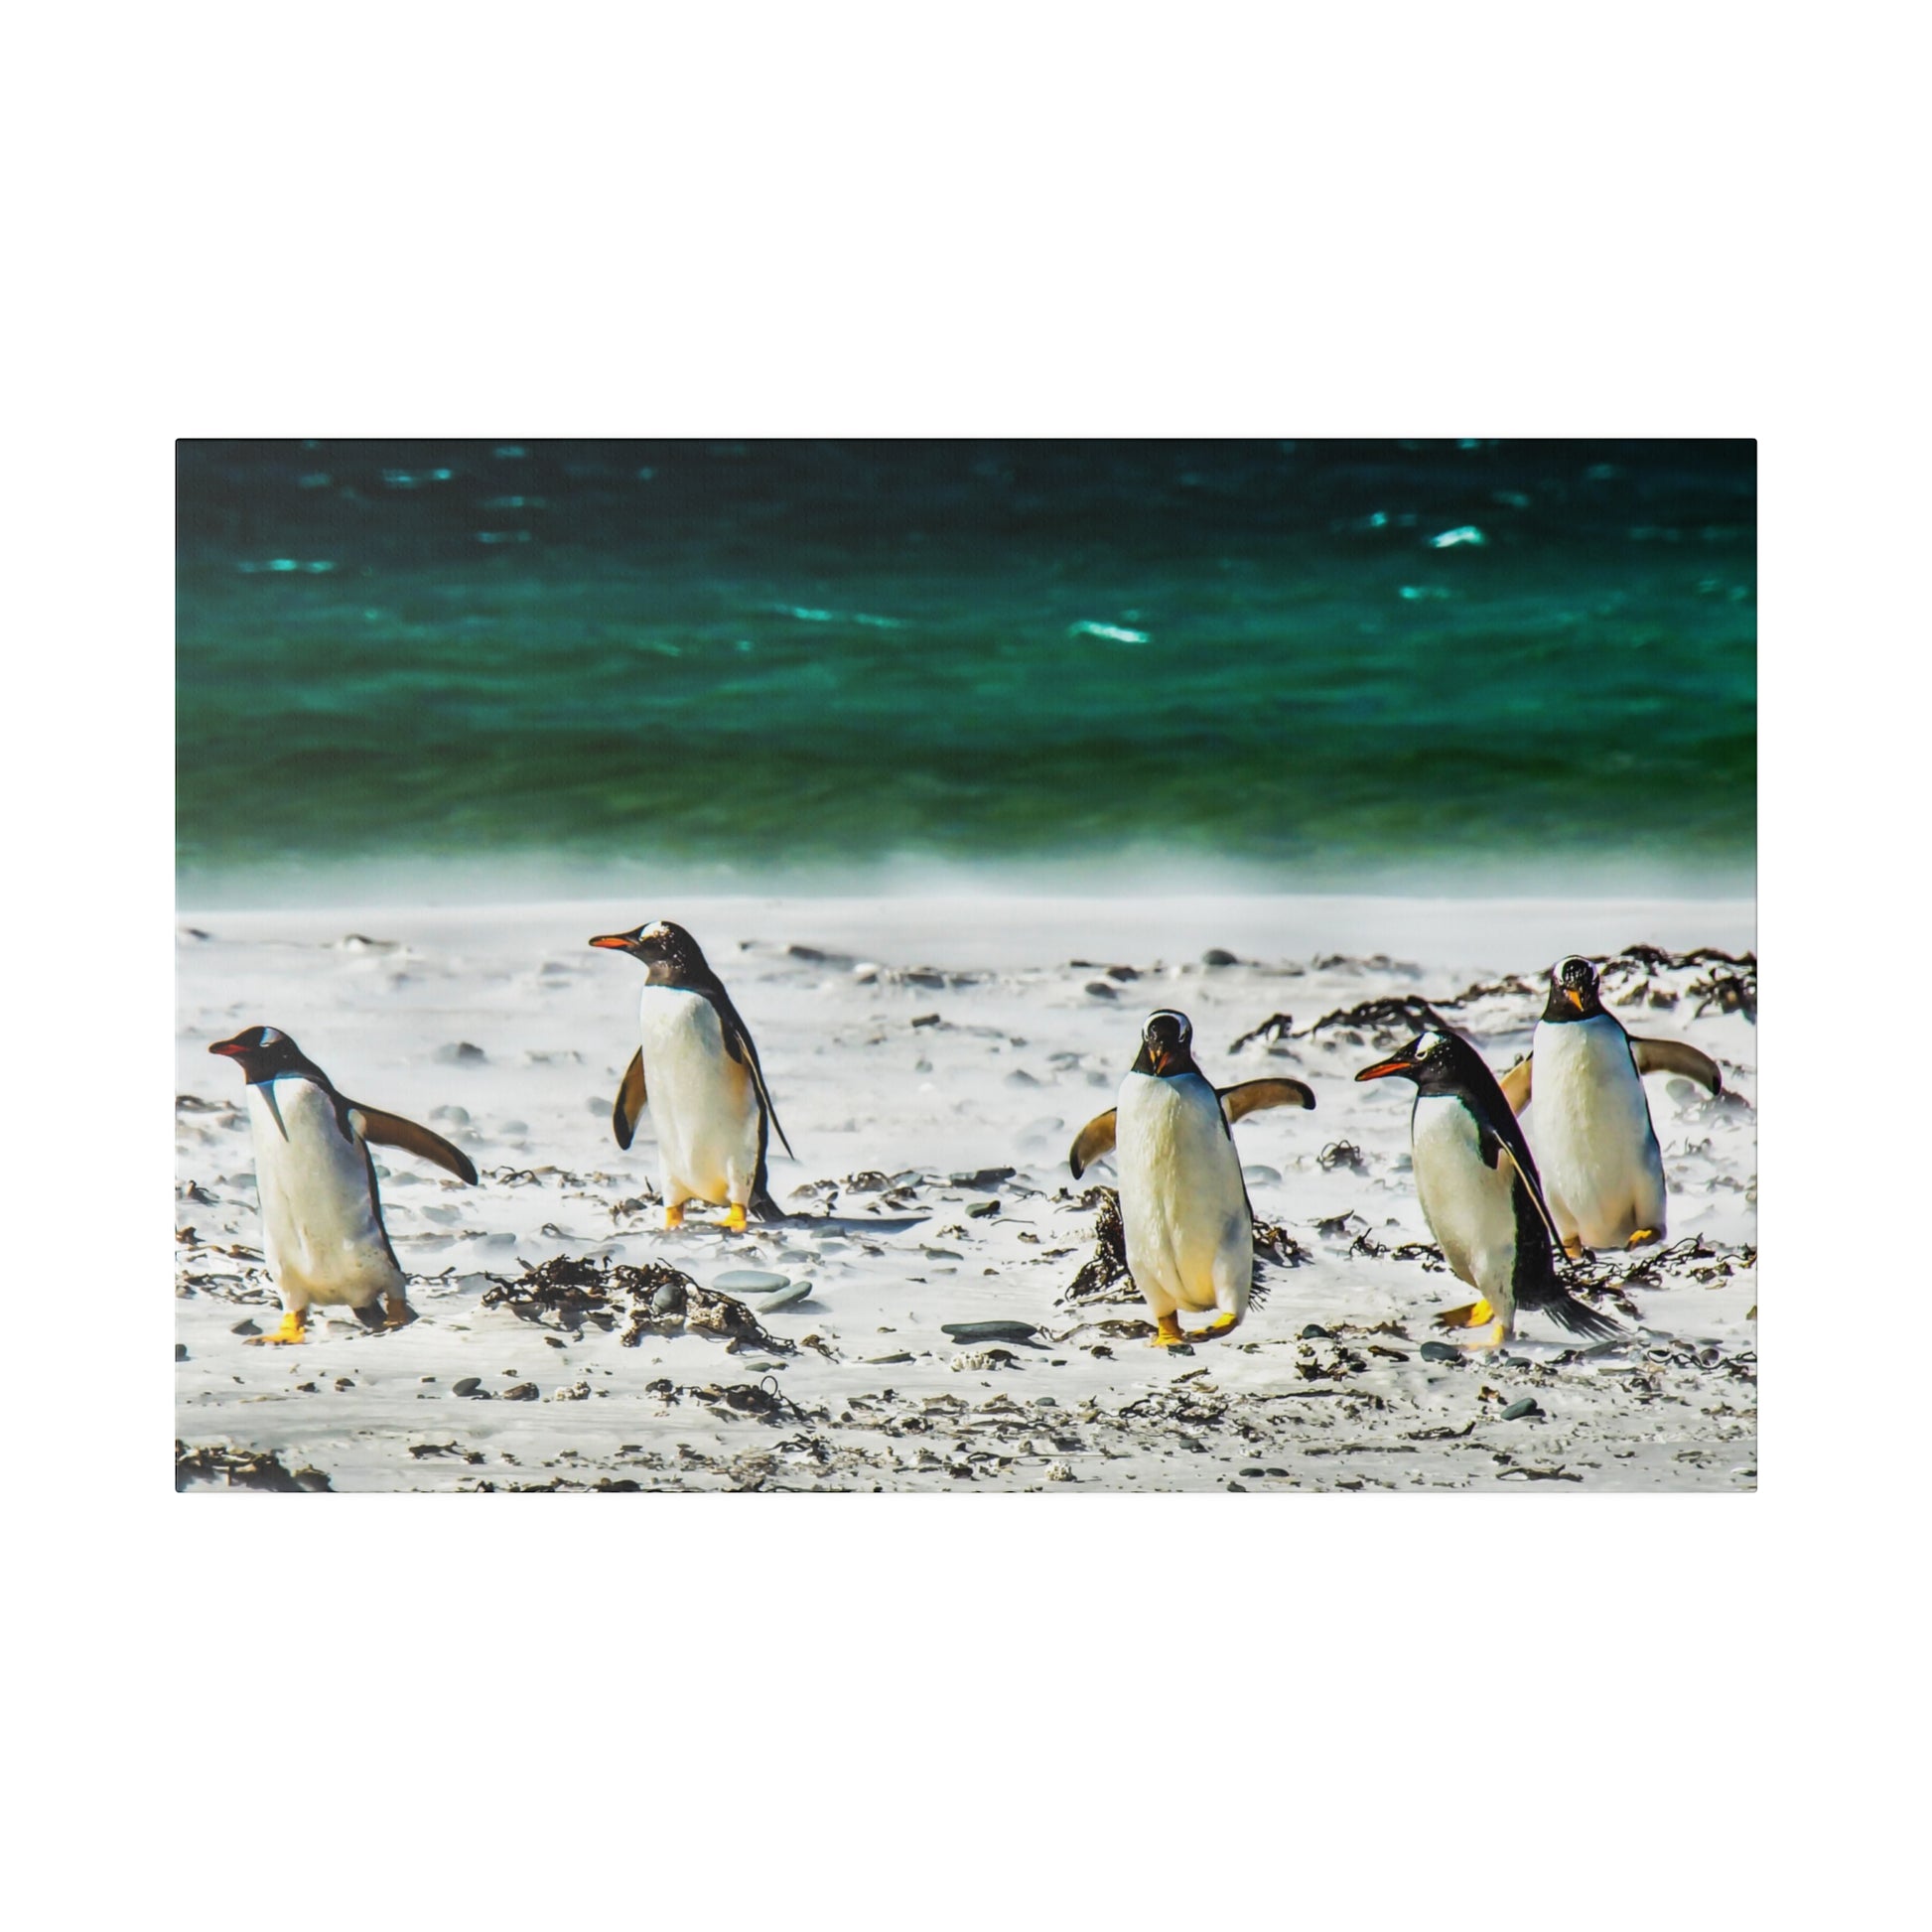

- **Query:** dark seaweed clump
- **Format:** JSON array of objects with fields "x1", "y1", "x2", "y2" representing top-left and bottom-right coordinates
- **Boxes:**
[
  {"x1": 176, "y1": 1442, "x2": 333, "y2": 1492},
  {"x1": 483, "y1": 1255, "x2": 794, "y2": 1354}
]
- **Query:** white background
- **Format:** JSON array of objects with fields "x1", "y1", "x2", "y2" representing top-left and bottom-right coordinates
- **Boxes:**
[{"x1": 6, "y1": 2, "x2": 1916, "y2": 1926}]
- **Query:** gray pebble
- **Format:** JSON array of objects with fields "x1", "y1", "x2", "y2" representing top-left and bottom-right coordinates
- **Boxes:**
[
  {"x1": 866, "y1": 1351, "x2": 915, "y2": 1365},
  {"x1": 430, "y1": 1104, "x2": 472, "y2": 1126},
  {"x1": 175, "y1": 1343, "x2": 188, "y2": 1362},
  {"x1": 714, "y1": 1269, "x2": 787, "y2": 1293},
  {"x1": 755, "y1": 1283, "x2": 813, "y2": 1312},
  {"x1": 1084, "y1": 981, "x2": 1119, "y2": 1000},
  {"x1": 1418, "y1": 1340, "x2": 1461, "y2": 1363},
  {"x1": 1500, "y1": 1397, "x2": 1542, "y2": 1421},
  {"x1": 432, "y1": 1042, "x2": 487, "y2": 1066},
  {"x1": 1300, "y1": 1323, "x2": 1331, "y2": 1340},
  {"x1": 1243, "y1": 1165, "x2": 1282, "y2": 1185},
  {"x1": 499, "y1": 1383, "x2": 539, "y2": 1401},
  {"x1": 230, "y1": 1318, "x2": 262, "y2": 1336},
  {"x1": 942, "y1": 1320, "x2": 1039, "y2": 1344},
  {"x1": 452, "y1": 1376, "x2": 484, "y2": 1397},
  {"x1": 1202, "y1": 948, "x2": 1238, "y2": 967},
  {"x1": 650, "y1": 1282, "x2": 686, "y2": 1316}
]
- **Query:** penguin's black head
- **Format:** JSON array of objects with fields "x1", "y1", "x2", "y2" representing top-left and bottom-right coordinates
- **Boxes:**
[
  {"x1": 1544, "y1": 954, "x2": 1604, "y2": 1021},
  {"x1": 589, "y1": 918, "x2": 708, "y2": 986},
  {"x1": 1355, "y1": 1028, "x2": 1472, "y2": 1094},
  {"x1": 207, "y1": 1025, "x2": 306, "y2": 1083},
  {"x1": 1135, "y1": 1009, "x2": 1197, "y2": 1077}
]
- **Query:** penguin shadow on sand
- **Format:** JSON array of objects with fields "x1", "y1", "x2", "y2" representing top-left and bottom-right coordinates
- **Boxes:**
[{"x1": 207, "y1": 1027, "x2": 478, "y2": 1347}]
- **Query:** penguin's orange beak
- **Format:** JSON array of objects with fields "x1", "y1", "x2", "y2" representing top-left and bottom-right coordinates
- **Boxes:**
[
  {"x1": 207, "y1": 1035, "x2": 246, "y2": 1057},
  {"x1": 1565, "y1": 987, "x2": 1585, "y2": 1011},
  {"x1": 1355, "y1": 1055, "x2": 1415, "y2": 1082},
  {"x1": 588, "y1": 933, "x2": 632, "y2": 951},
  {"x1": 1149, "y1": 1041, "x2": 1176, "y2": 1074}
]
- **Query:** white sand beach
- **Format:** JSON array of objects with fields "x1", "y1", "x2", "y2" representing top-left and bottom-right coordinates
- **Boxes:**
[{"x1": 174, "y1": 894, "x2": 1756, "y2": 1493}]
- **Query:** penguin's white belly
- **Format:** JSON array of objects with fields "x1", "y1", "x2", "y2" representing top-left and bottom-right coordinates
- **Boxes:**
[
  {"x1": 1412, "y1": 1096, "x2": 1520, "y2": 1305},
  {"x1": 1529, "y1": 1017, "x2": 1666, "y2": 1247},
  {"x1": 639, "y1": 987, "x2": 760, "y2": 1203},
  {"x1": 246, "y1": 1077, "x2": 400, "y2": 1309},
  {"x1": 1115, "y1": 1073, "x2": 1251, "y2": 1316}
]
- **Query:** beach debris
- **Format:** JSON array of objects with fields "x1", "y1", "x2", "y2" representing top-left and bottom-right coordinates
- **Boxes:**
[
  {"x1": 1318, "y1": 1140, "x2": 1368, "y2": 1173},
  {"x1": 952, "y1": 1348, "x2": 1022, "y2": 1371},
  {"x1": 966, "y1": 1199, "x2": 1001, "y2": 1218},
  {"x1": 952, "y1": 1167, "x2": 1016, "y2": 1190},
  {"x1": 1061, "y1": 1189, "x2": 1133, "y2": 1303},
  {"x1": 500, "y1": 1383, "x2": 540, "y2": 1401},
  {"x1": 1298, "y1": 995, "x2": 1450, "y2": 1043},
  {"x1": 1229, "y1": 1013, "x2": 1296, "y2": 1052},
  {"x1": 481, "y1": 1253, "x2": 795, "y2": 1354},
  {"x1": 433, "y1": 1041, "x2": 488, "y2": 1065},
  {"x1": 176, "y1": 1442, "x2": 333, "y2": 1493}
]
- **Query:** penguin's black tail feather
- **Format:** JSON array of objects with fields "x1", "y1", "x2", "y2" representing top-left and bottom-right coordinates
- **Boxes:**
[{"x1": 750, "y1": 1183, "x2": 786, "y2": 1223}]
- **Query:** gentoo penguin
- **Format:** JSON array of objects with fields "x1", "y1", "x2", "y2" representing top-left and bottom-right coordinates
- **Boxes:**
[
  {"x1": 1067, "y1": 1009, "x2": 1315, "y2": 1347},
  {"x1": 588, "y1": 918, "x2": 793, "y2": 1230},
  {"x1": 1498, "y1": 955, "x2": 1725, "y2": 1254},
  {"x1": 1355, "y1": 1028, "x2": 1617, "y2": 1348},
  {"x1": 207, "y1": 1026, "x2": 477, "y2": 1344}
]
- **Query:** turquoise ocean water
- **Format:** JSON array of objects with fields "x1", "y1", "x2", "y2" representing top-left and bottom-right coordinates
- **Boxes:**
[{"x1": 177, "y1": 440, "x2": 1754, "y2": 903}]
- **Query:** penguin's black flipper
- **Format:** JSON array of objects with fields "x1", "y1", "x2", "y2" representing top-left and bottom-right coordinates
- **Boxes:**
[
  {"x1": 351, "y1": 1106, "x2": 479, "y2": 1185},
  {"x1": 711, "y1": 994, "x2": 794, "y2": 1160},
  {"x1": 1631, "y1": 1037, "x2": 1724, "y2": 1095},
  {"x1": 1218, "y1": 1077, "x2": 1316, "y2": 1122},
  {"x1": 613, "y1": 1048, "x2": 648, "y2": 1150},
  {"x1": 1069, "y1": 1110, "x2": 1118, "y2": 1179}
]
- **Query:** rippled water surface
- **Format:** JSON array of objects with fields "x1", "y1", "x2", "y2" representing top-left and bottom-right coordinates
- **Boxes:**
[{"x1": 177, "y1": 439, "x2": 1754, "y2": 898}]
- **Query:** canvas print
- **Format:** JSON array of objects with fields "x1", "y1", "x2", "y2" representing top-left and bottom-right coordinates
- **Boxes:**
[{"x1": 175, "y1": 439, "x2": 1755, "y2": 1492}]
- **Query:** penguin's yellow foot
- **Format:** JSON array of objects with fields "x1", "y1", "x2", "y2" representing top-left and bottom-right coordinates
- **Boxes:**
[
  {"x1": 663, "y1": 1204, "x2": 685, "y2": 1230},
  {"x1": 1562, "y1": 1236, "x2": 1587, "y2": 1259},
  {"x1": 382, "y1": 1296, "x2": 414, "y2": 1328},
  {"x1": 1197, "y1": 1311, "x2": 1242, "y2": 1339},
  {"x1": 1467, "y1": 1318, "x2": 1509, "y2": 1352},
  {"x1": 246, "y1": 1311, "x2": 308, "y2": 1346},
  {"x1": 1626, "y1": 1228, "x2": 1661, "y2": 1249},
  {"x1": 722, "y1": 1203, "x2": 749, "y2": 1232},
  {"x1": 1148, "y1": 1313, "x2": 1189, "y2": 1348},
  {"x1": 1433, "y1": 1299, "x2": 1495, "y2": 1331}
]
